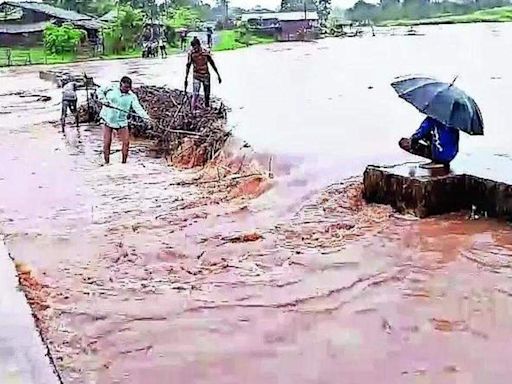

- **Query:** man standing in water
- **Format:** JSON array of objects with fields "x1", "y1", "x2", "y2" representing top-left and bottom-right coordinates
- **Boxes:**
[
  {"x1": 97, "y1": 76, "x2": 150, "y2": 164},
  {"x1": 206, "y1": 27, "x2": 213, "y2": 48},
  {"x1": 185, "y1": 37, "x2": 222, "y2": 111},
  {"x1": 61, "y1": 80, "x2": 79, "y2": 132}
]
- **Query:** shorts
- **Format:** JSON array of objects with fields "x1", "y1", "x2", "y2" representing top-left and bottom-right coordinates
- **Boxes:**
[
  {"x1": 101, "y1": 119, "x2": 127, "y2": 131},
  {"x1": 61, "y1": 99, "x2": 77, "y2": 118},
  {"x1": 193, "y1": 76, "x2": 210, "y2": 98}
]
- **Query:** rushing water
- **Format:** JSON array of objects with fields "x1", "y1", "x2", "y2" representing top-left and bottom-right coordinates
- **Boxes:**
[{"x1": 1, "y1": 23, "x2": 512, "y2": 383}]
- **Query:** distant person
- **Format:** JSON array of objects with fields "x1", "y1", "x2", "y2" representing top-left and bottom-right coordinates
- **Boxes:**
[
  {"x1": 61, "y1": 80, "x2": 79, "y2": 132},
  {"x1": 206, "y1": 27, "x2": 213, "y2": 48},
  {"x1": 142, "y1": 41, "x2": 149, "y2": 58},
  {"x1": 180, "y1": 30, "x2": 188, "y2": 50},
  {"x1": 159, "y1": 36, "x2": 167, "y2": 58},
  {"x1": 95, "y1": 34, "x2": 104, "y2": 55},
  {"x1": 399, "y1": 116, "x2": 459, "y2": 169},
  {"x1": 150, "y1": 41, "x2": 158, "y2": 58},
  {"x1": 97, "y1": 76, "x2": 150, "y2": 164},
  {"x1": 185, "y1": 37, "x2": 222, "y2": 111}
]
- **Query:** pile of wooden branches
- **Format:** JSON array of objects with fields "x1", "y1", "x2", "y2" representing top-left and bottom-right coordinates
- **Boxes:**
[{"x1": 81, "y1": 85, "x2": 230, "y2": 165}]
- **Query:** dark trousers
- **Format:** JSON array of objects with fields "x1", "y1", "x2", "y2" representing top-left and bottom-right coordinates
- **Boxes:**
[
  {"x1": 399, "y1": 137, "x2": 433, "y2": 160},
  {"x1": 61, "y1": 99, "x2": 78, "y2": 129}
]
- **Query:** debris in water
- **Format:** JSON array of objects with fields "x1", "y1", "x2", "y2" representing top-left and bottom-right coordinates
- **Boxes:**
[
  {"x1": 81, "y1": 85, "x2": 229, "y2": 168},
  {"x1": 223, "y1": 232, "x2": 263, "y2": 243}
]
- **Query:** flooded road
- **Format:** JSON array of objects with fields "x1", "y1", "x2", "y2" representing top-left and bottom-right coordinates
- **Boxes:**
[{"x1": 1, "y1": 23, "x2": 512, "y2": 383}]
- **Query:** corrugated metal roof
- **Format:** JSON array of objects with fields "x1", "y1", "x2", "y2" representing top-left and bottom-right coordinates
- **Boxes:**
[
  {"x1": 241, "y1": 11, "x2": 319, "y2": 22},
  {"x1": 99, "y1": 9, "x2": 116, "y2": 23},
  {"x1": 0, "y1": 20, "x2": 46, "y2": 33},
  {"x1": 0, "y1": 1, "x2": 99, "y2": 22},
  {"x1": 71, "y1": 18, "x2": 103, "y2": 29}
]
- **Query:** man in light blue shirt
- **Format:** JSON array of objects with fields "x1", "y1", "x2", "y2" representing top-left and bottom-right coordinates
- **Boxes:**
[{"x1": 97, "y1": 76, "x2": 150, "y2": 164}]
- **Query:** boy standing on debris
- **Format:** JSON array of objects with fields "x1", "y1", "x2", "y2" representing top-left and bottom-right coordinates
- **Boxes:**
[
  {"x1": 185, "y1": 37, "x2": 222, "y2": 111},
  {"x1": 61, "y1": 81, "x2": 79, "y2": 132},
  {"x1": 97, "y1": 76, "x2": 150, "y2": 165}
]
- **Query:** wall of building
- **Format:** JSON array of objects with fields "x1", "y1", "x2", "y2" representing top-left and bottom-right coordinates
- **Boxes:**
[
  {"x1": 279, "y1": 20, "x2": 317, "y2": 41},
  {"x1": 0, "y1": 31, "x2": 43, "y2": 47}
]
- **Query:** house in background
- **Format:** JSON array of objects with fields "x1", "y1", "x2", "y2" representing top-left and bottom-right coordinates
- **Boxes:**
[
  {"x1": 241, "y1": 11, "x2": 319, "y2": 41},
  {"x1": 0, "y1": 1, "x2": 102, "y2": 46}
]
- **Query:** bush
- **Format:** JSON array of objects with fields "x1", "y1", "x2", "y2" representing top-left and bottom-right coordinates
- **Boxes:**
[
  {"x1": 165, "y1": 7, "x2": 201, "y2": 30},
  {"x1": 43, "y1": 23, "x2": 85, "y2": 55},
  {"x1": 163, "y1": 7, "x2": 203, "y2": 46},
  {"x1": 103, "y1": 6, "x2": 144, "y2": 54}
]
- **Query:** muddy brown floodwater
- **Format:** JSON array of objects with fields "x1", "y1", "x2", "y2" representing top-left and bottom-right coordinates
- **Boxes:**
[{"x1": 2, "y1": 23, "x2": 512, "y2": 383}]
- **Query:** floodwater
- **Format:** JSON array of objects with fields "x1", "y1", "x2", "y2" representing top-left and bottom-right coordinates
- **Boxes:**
[{"x1": 1, "y1": 23, "x2": 512, "y2": 383}]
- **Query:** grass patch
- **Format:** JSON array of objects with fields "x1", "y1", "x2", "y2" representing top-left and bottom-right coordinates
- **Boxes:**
[
  {"x1": 213, "y1": 29, "x2": 275, "y2": 52},
  {"x1": 0, "y1": 47, "x2": 76, "y2": 66},
  {"x1": 0, "y1": 45, "x2": 181, "y2": 67},
  {"x1": 379, "y1": 6, "x2": 512, "y2": 27}
]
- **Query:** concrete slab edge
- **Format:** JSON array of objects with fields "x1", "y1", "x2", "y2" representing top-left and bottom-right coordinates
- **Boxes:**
[{"x1": 0, "y1": 237, "x2": 62, "y2": 384}]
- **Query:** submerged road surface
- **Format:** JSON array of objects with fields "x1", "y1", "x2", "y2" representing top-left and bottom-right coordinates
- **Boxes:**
[{"x1": 1, "y1": 23, "x2": 512, "y2": 383}]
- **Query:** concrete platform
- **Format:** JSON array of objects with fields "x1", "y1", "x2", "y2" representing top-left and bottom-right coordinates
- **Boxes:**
[
  {"x1": 0, "y1": 239, "x2": 60, "y2": 384},
  {"x1": 363, "y1": 159, "x2": 512, "y2": 219}
]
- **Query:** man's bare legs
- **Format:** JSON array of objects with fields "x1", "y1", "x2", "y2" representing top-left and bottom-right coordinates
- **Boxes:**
[
  {"x1": 103, "y1": 125, "x2": 113, "y2": 164},
  {"x1": 118, "y1": 127, "x2": 130, "y2": 163},
  {"x1": 103, "y1": 126, "x2": 129, "y2": 164}
]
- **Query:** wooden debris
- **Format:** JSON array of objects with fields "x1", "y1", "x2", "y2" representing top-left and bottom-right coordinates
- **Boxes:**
[
  {"x1": 223, "y1": 232, "x2": 263, "y2": 243},
  {"x1": 81, "y1": 85, "x2": 230, "y2": 167}
]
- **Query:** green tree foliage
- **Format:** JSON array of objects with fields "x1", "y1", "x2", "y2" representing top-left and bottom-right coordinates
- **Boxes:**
[
  {"x1": 44, "y1": 0, "x2": 115, "y2": 16},
  {"x1": 316, "y1": 0, "x2": 332, "y2": 26},
  {"x1": 43, "y1": 22, "x2": 85, "y2": 54},
  {"x1": 345, "y1": 0, "x2": 378, "y2": 21},
  {"x1": 118, "y1": 0, "x2": 159, "y2": 19},
  {"x1": 165, "y1": 7, "x2": 202, "y2": 29},
  {"x1": 103, "y1": 5, "x2": 144, "y2": 54},
  {"x1": 163, "y1": 6, "x2": 204, "y2": 46}
]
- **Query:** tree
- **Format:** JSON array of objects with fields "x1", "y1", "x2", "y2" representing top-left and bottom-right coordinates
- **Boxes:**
[
  {"x1": 44, "y1": 0, "x2": 115, "y2": 16},
  {"x1": 165, "y1": 7, "x2": 202, "y2": 29},
  {"x1": 280, "y1": 0, "x2": 316, "y2": 11},
  {"x1": 216, "y1": 0, "x2": 229, "y2": 22},
  {"x1": 43, "y1": 22, "x2": 85, "y2": 54},
  {"x1": 345, "y1": 0, "x2": 378, "y2": 22},
  {"x1": 103, "y1": 5, "x2": 144, "y2": 53},
  {"x1": 315, "y1": 0, "x2": 332, "y2": 27}
]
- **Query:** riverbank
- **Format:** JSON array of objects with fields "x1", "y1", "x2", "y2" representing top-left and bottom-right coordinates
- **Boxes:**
[
  {"x1": 379, "y1": 6, "x2": 512, "y2": 27},
  {"x1": 0, "y1": 46, "x2": 181, "y2": 67},
  {"x1": 213, "y1": 30, "x2": 275, "y2": 52},
  {"x1": 0, "y1": 32, "x2": 272, "y2": 67}
]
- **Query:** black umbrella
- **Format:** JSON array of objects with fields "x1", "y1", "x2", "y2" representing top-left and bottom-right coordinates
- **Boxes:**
[{"x1": 391, "y1": 75, "x2": 484, "y2": 135}]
